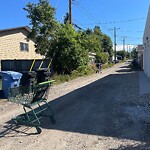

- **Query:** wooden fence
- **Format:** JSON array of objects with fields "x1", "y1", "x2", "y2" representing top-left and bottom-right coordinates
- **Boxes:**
[{"x1": 1, "y1": 59, "x2": 52, "y2": 72}]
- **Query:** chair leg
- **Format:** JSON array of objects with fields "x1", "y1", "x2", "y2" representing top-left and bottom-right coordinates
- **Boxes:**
[{"x1": 31, "y1": 108, "x2": 41, "y2": 125}]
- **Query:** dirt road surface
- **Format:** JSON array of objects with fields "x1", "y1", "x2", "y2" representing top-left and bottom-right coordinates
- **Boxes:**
[{"x1": 1, "y1": 61, "x2": 150, "y2": 150}]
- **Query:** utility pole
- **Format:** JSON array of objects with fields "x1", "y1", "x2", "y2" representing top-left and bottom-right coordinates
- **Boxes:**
[
  {"x1": 69, "y1": 0, "x2": 72, "y2": 24},
  {"x1": 127, "y1": 44, "x2": 130, "y2": 52},
  {"x1": 122, "y1": 36, "x2": 127, "y2": 51},
  {"x1": 110, "y1": 27, "x2": 120, "y2": 63},
  {"x1": 129, "y1": 45, "x2": 131, "y2": 58}
]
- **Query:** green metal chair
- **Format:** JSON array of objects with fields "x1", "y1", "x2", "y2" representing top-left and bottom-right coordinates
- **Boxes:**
[{"x1": 8, "y1": 80, "x2": 55, "y2": 134}]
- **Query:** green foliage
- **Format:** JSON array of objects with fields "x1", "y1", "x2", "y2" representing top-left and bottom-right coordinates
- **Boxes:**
[
  {"x1": 126, "y1": 51, "x2": 130, "y2": 58},
  {"x1": 24, "y1": 0, "x2": 59, "y2": 55},
  {"x1": 101, "y1": 34, "x2": 113, "y2": 59},
  {"x1": 52, "y1": 73, "x2": 70, "y2": 84},
  {"x1": 81, "y1": 31, "x2": 102, "y2": 53},
  {"x1": 94, "y1": 26, "x2": 102, "y2": 35},
  {"x1": 102, "y1": 63, "x2": 114, "y2": 69},
  {"x1": 81, "y1": 27, "x2": 113, "y2": 62},
  {"x1": 116, "y1": 50, "x2": 126, "y2": 59},
  {"x1": 116, "y1": 50, "x2": 131, "y2": 60},
  {"x1": 76, "y1": 65, "x2": 95, "y2": 76},
  {"x1": 24, "y1": 0, "x2": 114, "y2": 75},
  {"x1": 96, "y1": 52, "x2": 109, "y2": 64},
  {"x1": 48, "y1": 24, "x2": 89, "y2": 74},
  {"x1": 52, "y1": 65, "x2": 95, "y2": 84},
  {"x1": 131, "y1": 48, "x2": 137, "y2": 59}
]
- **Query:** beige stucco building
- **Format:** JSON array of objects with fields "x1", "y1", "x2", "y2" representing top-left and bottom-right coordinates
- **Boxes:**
[{"x1": 0, "y1": 26, "x2": 43, "y2": 60}]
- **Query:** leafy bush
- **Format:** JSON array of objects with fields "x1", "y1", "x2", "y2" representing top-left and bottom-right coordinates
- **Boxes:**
[
  {"x1": 52, "y1": 73, "x2": 70, "y2": 84},
  {"x1": 48, "y1": 24, "x2": 89, "y2": 74},
  {"x1": 102, "y1": 63, "x2": 114, "y2": 69},
  {"x1": 96, "y1": 52, "x2": 109, "y2": 64},
  {"x1": 52, "y1": 65, "x2": 96, "y2": 84},
  {"x1": 76, "y1": 65, "x2": 95, "y2": 76}
]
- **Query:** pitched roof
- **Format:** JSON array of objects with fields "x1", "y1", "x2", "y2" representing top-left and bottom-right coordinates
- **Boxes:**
[{"x1": 0, "y1": 26, "x2": 32, "y2": 33}]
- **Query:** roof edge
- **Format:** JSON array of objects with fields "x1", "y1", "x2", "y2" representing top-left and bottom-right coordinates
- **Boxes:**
[{"x1": 0, "y1": 26, "x2": 32, "y2": 33}]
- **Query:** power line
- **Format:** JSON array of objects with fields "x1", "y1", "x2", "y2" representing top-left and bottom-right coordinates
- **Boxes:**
[
  {"x1": 72, "y1": 1, "x2": 142, "y2": 47},
  {"x1": 73, "y1": 2, "x2": 98, "y2": 25},
  {"x1": 80, "y1": 17, "x2": 145, "y2": 25},
  {"x1": 120, "y1": 30, "x2": 144, "y2": 33},
  {"x1": 75, "y1": 0, "x2": 83, "y2": 4},
  {"x1": 55, "y1": 0, "x2": 61, "y2": 9},
  {"x1": 73, "y1": 1, "x2": 114, "y2": 37},
  {"x1": 73, "y1": 19, "x2": 87, "y2": 28}
]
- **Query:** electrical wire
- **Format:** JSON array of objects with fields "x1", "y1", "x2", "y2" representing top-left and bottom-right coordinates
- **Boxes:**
[
  {"x1": 73, "y1": 1, "x2": 114, "y2": 37},
  {"x1": 55, "y1": 0, "x2": 61, "y2": 9},
  {"x1": 81, "y1": 17, "x2": 145, "y2": 25},
  {"x1": 73, "y1": 19, "x2": 87, "y2": 28},
  {"x1": 73, "y1": 1, "x2": 142, "y2": 46}
]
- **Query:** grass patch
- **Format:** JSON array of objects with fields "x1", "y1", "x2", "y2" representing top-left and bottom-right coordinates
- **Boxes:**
[
  {"x1": 119, "y1": 60, "x2": 126, "y2": 63},
  {"x1": 52, "y1": 63, "x2": 114, "y2": 85},
  {"x1": 51, "y1": 65, "x2": 95, "y2": 85},
  {"x1": 102, "y1": 63, "x2": 114, "y2": 69}
]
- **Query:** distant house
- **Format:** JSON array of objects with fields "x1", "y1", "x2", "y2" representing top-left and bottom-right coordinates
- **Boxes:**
[
  {"x1": 143, "y1": 6, "x2": 150, "y2": 77},
  {"x1": 0, "y1": 26, "x2": 43, "y2": 60},
  {"x1": 88, "y1": 52, "x2": 96, "y2": 64}
]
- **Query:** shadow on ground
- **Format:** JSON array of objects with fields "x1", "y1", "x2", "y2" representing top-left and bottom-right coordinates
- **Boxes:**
[
  {"x1": 1, "y1": 71, "x2": 150, "y2": 149},
  {"x1": 117, "y1": 64, "x2": 132, "y2": 73},
  {"x1": 110, "y1": 143, "x2": 150, "y2": 150},
  {"x1": 116, "y1": 69, "x2": 131, "y2": 73}
]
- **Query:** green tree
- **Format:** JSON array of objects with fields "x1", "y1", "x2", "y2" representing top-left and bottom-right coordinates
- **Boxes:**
[
  {"x1": 96, "y1": 52, "x2": 109, "y2": 64},
  {"x1": 48, "y1": 24, "x2": 89, "y2": 74},
  {"x1": 131, "y1": 48, "x2": 137, "y2": 59},
  {"x1": 94, "y1": 26, "x2": 102, "y2": 36},
  {"x1": 116, "y1": 50, "x2": 126, "y2": 59},
  {"x1": 81, "y1": 28, "x2": 102, "y2": 53},
  {"x1": 125, "y1": 51, "x2": 130, "y2": 58},
  {"x1": 24, "y1": 0, "x2": 59, "y2": 55},
  {"x1": 101, "y1": 34, "x2": 113, "y2": 59}
]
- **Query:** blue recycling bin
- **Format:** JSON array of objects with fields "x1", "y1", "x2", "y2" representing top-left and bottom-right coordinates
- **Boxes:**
[{"x1": 1, "y1": 71, "x2": 22, "y2": 98}]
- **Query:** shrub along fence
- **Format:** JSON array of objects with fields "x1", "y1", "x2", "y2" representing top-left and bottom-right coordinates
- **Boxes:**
[{"x1": 1, "y1": 59, "x2": 52, "y2": 72}]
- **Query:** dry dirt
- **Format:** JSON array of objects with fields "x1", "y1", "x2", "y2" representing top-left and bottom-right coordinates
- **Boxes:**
[{"x1": 1, "y1": 61, "x2": 150, "y2": 150}]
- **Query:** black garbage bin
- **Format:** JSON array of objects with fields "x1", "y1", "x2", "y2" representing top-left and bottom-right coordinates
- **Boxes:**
[
  {"x1": 20, "y1": 71, "x2": 37, "y2": 92},
  {"x1": 36, "y1": 68, "x2": 51, "y2": 84}
]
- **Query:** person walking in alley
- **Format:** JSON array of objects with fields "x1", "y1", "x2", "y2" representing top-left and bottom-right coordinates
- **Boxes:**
[{"x1": 96, "y1": 62, "x2": 102, "y2": 73}]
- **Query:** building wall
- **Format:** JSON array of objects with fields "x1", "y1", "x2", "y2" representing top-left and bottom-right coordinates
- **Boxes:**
[
  {"x1": 143, "y1": 6, "x2": 150, "y2": 77},
  {"x1": 0, "y1": 28, "x2": 43, "y2": 60},
  {"x1": 137, "y1": 45, "x2": 143, "y2": 69}
]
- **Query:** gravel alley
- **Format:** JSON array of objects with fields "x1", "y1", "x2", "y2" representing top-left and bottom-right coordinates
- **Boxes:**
[{"x1": 1, "y1": 61, "x2": 150, "y2": 150}]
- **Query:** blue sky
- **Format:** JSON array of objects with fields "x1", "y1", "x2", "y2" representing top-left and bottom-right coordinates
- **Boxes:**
[{"x1": 0, "y1": 0, "x2": 150, "y2": 50}]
